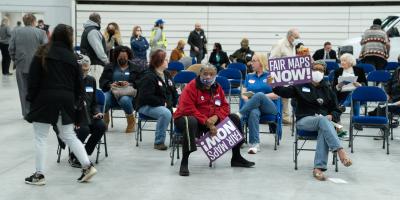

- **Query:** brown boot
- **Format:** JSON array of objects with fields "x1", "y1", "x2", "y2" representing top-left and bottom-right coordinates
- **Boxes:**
[
  {"x1": 126, "y1": 114, "x2": 136, "y2": 133},
  {"x1": 104, "y1": 112, "x2": 110, "y2": 129}
]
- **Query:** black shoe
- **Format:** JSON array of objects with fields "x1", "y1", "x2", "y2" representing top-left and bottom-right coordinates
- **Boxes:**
[
  {"x1": 231, "y1": 157, "x2": 255, "y2": 168},
  {"x1": 69, "y1": 157, "x2": 82, "y2": 168},
  {"x1": 25, "y1": 172, "x2": 45, "y2": 186},
  {"x1": 179, "y1": 164, "x2": 190, "y2": 176},
  {"x1": 154, "y1": 143, "x2": 168, "y2": 151},
  {"x1": 338, "y1": 105, "x2": 346, "y2": 113},
  {"x1": 77, "y1": 163, "x2": 97, "y2": 183},
  {"x1": 354, "y1": 124, "x2": 363, "y2": 131}
]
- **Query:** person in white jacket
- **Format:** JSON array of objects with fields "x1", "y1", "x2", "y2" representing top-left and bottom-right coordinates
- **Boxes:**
[{"x1": 269, "y1": 28, "x2": 301, "y2": 125}]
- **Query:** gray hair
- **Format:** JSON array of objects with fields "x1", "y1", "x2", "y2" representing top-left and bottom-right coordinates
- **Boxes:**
[
  {"x1": 199, "y1": 63, "x2": 217, "y2": 73},
  {"x1": 1, "y1": 17, "x2": 9, "y2": 26},
  {"x1": 77, "y1": 54, "x2": 91, "y2": 66},
  {"x1": 286, "y1": 28, "x2": 299, "y2": 38},
  {"x1": 340, "y1": 53, "x2": 356, "y2": 67}
]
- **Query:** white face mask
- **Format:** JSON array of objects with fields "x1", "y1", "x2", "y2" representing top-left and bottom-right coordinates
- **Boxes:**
[
  {"x1": 312, "y1": 71, "x2": 324, "y2": 83},
  {"x1": 293, "y1": 38, "x2": 301, "y2": 46}
]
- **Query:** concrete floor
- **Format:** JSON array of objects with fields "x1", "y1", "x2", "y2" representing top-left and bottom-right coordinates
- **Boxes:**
[{"x1": 1, "y1": 73, "x2": 400, "y2": 200}]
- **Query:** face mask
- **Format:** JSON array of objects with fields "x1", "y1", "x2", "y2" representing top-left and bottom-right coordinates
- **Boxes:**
[
  {"x1": 200, "y1": 76, "x2": 216, "y2": 86},
  {"x1": 118, "y1": 58, "x2": 128, "y2": 66},
  {"x1": 108, "y1": 30, "x2": 115, "y2": 35},
  {"x1": 311, "y1": 71, "x2": 324, "y2": 83},
  {"x1": 293, "y1": 38, "x2": 301, "y2": 46}
]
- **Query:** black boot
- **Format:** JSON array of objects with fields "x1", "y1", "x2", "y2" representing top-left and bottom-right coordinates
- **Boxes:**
[
  {"x1": 179, "y1": 152, "x2": 190, "y2": 176},
  {"x1": 231, "y1": 145, "x2": 255, "y2": 168}
]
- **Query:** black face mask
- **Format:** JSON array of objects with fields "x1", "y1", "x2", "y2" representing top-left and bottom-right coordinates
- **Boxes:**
[
  {"x1": 118, "y1": 58, "x2": 128, "y2": 66},
  {"x1": 108, "y1": 30, "x2": 115, "y2": 35}
]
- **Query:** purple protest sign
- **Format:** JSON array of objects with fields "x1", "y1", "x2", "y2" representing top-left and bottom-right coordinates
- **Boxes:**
[
  {"x1": 196, "y1": 117, "x2": 244, "y2": 162},
  {"x1": 268, "y1": 55, "x2": 312, "y2": 87}
]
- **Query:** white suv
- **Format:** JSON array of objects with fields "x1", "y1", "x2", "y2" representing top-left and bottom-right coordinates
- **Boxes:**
[{"x1": 340, "y1": 15, "x2": 400, "y2": 62}]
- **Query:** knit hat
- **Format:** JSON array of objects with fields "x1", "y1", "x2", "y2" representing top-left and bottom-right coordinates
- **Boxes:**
[{"x1": 313, "y1": 60, "x2": 326, "y2": 70}]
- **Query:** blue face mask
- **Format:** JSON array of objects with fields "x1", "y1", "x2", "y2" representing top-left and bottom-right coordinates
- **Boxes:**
[{"x1": 200, "y1": 76, "x2": 216, "y2": 86}]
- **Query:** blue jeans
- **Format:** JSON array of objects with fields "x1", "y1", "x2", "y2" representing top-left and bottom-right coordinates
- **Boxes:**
[
  {"x1": 138, "y1": 105, "x2": 172, "y2": 145},
  {"x1": 104, "y1": 91, "x2": 133, "y2": 114},
  {"x1": 239, "y1": 92, "x2": 277, "y2": 144},
  {"x1": 341, "y1": 93, "x2": 360, "y2": 116},
  {"x1": 296, "y1": 115, "x2": 342, "y2": 170}
]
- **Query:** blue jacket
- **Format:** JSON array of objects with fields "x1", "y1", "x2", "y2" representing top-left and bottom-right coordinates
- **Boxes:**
[{"x1": 130, "y1": 36, "x2": 149, "y2": 60}]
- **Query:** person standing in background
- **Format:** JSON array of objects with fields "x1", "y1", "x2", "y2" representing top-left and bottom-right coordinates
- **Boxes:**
[
  {"x1": 360, "y1": 18, "x2": 390, "y2": 70},
  {"x1": 188, "y1": 23, "x2": 207, "y2": 64},
  {"x1": 9, "y1": 13, "x2": 48, "y2": 117},
  {"x1": 149, "y1": 19, "x2": 167, "y2": 54},
  {"x1": 0, "y1": 17, "x2": 12, "y2": 75},
  {"x1": 130, "y1": 25, "x2": 149, "y2": 62},
  {"x1": 104, "y1": 22, "x2": 123, "y2": 63},
  {"x1": 80, "y1": 12, "x2": 108, "y2": 84},
  {"x1": 269, "y1": 28, "x2": 301, "y2": 125},
  {"x1": 36, "y1": 19, "x2": 50, "y2": 38}
]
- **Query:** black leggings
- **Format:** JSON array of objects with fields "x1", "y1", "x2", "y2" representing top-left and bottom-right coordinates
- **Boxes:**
[
  {"x1": 0, "y1": 43, "x2": 11, "y2": 74},
  {"x1": 174, "y1": 114, "x2": 244, "y2": 154}
]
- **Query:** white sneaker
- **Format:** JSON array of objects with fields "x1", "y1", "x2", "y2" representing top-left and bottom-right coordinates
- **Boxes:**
[{"x1": 247, "y1": 143, "x2": 260, "y2": 154}]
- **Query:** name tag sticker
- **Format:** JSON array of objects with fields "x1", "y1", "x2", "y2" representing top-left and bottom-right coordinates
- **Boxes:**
[
  {"x1": 168, "y1": 79, "x2": 173, "y2": 86},
  {"x1": 124, "y1": 72, "x2": 130, "y2": 75},
  {"x1": 302, "y1": 87, "x2": 310, "y2": 93},
  {"x1": 215, "y1": 99, "x2": 221, "y2": 106},
  {"x1": 85, "y1": 87, "x2": 94, "y2": 92},
  {"x1": 158, "y1": 81, "x2": 163, "y2": 86},
  {"x1": 248, "y1": 79, "x2": 256, "y2": 84}
]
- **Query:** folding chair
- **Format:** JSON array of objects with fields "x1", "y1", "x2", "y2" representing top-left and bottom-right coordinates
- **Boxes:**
[
  {"x1": 294, "y1": 129, "x2": 338, "y2": 171},
  {"x1": 349, "y1": 86, "x2": 389, "y2": 154},
  {"x1": 136, "y1": 113, "x2": 173, "y2": 147},
  {"x1": 325, "y1": 61, "x2": 339, "y2": 73},
  {"x1": 242, "y1": 98, "x2": 282, "y2": 150},
  {"x1": 384, "y1": 61, "x2": 399, "y2": 72},
  {"x1": 215, "y1": 76, "x2": 231, "y2": 102},
  {"x1": 218, "y1": 68, "x2": 242, "y2": 104},
  {"x1": 356, "y1": 63, "x2": 376, "y2": 75},
  {"x1": 170, "y1": 128, "x2": 213, "y2": 168},
  {"x1": 227, "y1": 62, "x2": 247, "y2": 80},
  {"x1": 57, "y1": 89, "x2": 108, "y2": 164},
  {"x1": 367, "y1": 70, "x2": 391, "y2": 87},
  {"x1": 173, "y1": 70, "x2": 197, "y2": 94},
  {"x1": 168, "y1": 61, "x2": 185, "y2": 72}
]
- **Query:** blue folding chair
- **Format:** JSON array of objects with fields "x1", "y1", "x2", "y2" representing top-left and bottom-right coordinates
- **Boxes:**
[
  {"x1": 94, "y1": 89, "x2": 108, "y2": 163},
  {"x1": 218, "y1": 68, "x2": 242, "y2": 104},
  {"x1": 173, "y1": 71, "x2": 197, "y2": 89},
  {"x1": 241, "y1": 97, "x2": 282, "y2": 150},
  {"x1": 136, "y1": 113, "x2": 174, "y2": 147},
  {"x1": 384, "y1": 61, "x2": 399, "y2": 71},
  {"x1": 325, "y1": 61, "x2": 339, "y2": 73},
  {"x1": 168, "y1": 61, "x2": 184, "y2": 72},
  {"x1": 227, "y1": 62, "x2": 247, "y2": 80},
  {"x1": 294, "y1": 129, "x2": 338, "y2": 171},
  {"x1": 215, "y1": 76, "x2": 231, "y2": 103},
  {"x1": 356, "y1": 63, "x2": 376, "y2": 74},
  {"x1": 349, "y1": 86, "x2": 389, "y2": 154},
  {"x1": 367, "y1": 70, "x2": 391, "y2": 87}
]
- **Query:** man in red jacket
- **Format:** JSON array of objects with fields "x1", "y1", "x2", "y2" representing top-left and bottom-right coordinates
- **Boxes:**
[{"x1": 174, "y1": 64, "x2": 255, "y2": 176}]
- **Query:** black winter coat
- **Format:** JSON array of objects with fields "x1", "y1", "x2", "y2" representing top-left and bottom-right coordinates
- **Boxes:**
[
  {"x1": 136, "y1": 68, "x2": 178, "y2": 110},
  {"x1": 26, "y1": 42, "x2": 85, "y2": 125},
  {"x1": 209, "y1": 50, "x2": 230, "y2": 71},
  {"x1": 99, "y1": 61, "x2": 143, "y2": 92},
  {"x1": 273, "y1": 81, "x2": 341, "y2": 122}
]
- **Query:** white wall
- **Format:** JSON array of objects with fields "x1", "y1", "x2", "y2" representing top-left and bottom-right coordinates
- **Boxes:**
[
  {"x1": 0, "y1": 0, "x2": 73, "y2": 30},
  {"x1": 76, "y1": 4, "x2": 400, "y2": 58}
]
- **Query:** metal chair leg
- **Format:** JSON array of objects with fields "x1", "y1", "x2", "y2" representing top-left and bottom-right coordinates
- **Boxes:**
[
  {"x1": 104, "y1": 133, "x2": 108, "y2": 157},
  {"x1": 57, "y1": 145, "x2": 62, "y2": 163}
]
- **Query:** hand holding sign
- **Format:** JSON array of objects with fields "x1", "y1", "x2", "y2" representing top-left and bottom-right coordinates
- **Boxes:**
[{"x1": 268, "y1": 55, "x2": 312, "y2": 87}]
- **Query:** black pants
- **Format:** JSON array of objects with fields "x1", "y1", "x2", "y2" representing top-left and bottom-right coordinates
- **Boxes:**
[
  {"x1": 362, "y1": 56, "x2": 387, "y2": 71},
  {"x1": 0, "y1": 43, "x2": 11, "y2": 75},
  {"x1": 174, "y1": 114, "x2": 244, "y2": 154},
  {"x1": 74, "y1": 119, "x2": 106, "y2": 156}
]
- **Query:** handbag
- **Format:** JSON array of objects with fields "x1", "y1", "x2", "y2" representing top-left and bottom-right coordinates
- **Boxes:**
[{"x1": 111, "y1": 85, "x2": 137, "y2": 99}]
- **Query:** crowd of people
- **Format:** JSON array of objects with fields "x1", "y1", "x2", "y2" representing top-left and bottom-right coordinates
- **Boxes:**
[{"x1": 1, "y1": 12, "x2": 397, "y2": 185}]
